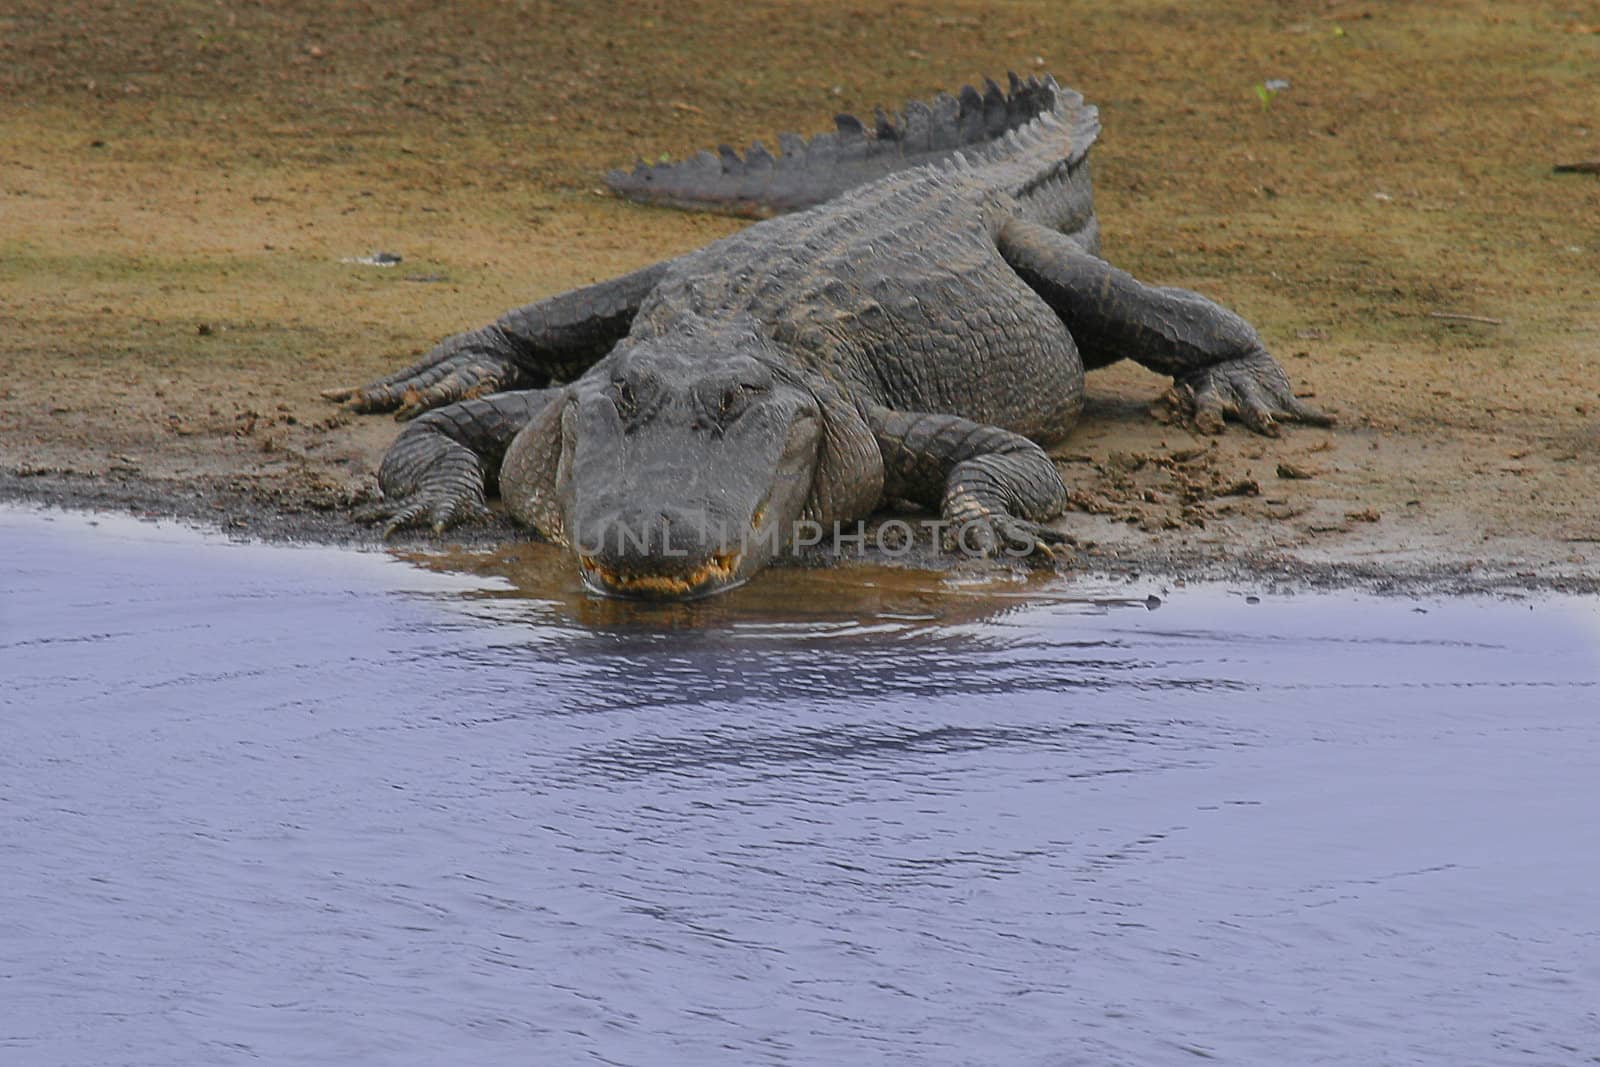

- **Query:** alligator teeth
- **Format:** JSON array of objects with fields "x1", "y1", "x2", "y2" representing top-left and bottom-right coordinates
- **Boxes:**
[{"x1": 580, "y1": 551, "x2": 743, "y2": 599}]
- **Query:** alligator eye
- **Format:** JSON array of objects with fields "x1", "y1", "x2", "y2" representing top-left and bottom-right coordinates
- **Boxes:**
[
  {"x1": 718, "y1": 382, "x2": 767, "y2": 421},
  {"x1": 612, "y1": 380, "x2": 638, "y2": 419}
]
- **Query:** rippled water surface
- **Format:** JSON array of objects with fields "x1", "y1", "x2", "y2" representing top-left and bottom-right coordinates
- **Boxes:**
[{"x1": 3, "y1": 507, "x2": 1598, "y2": 1066}]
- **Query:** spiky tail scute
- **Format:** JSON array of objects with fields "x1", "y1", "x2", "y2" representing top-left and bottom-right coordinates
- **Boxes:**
[{"x1": 605, "y1": 73, "x2": 1095, "y2": 218}]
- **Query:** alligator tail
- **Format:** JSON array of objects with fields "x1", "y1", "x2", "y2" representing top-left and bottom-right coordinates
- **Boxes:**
[{"x1": 605, "y1": 74, "x2": 1097, "y2": 218}]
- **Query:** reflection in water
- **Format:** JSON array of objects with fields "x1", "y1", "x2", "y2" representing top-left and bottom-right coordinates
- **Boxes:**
[
  {"x1": 2, "y1": 507, "x2": 1598, "y2": 1067},
  {"x1": 403, "y1": 542, "x2": 1227, "y2": 720}
]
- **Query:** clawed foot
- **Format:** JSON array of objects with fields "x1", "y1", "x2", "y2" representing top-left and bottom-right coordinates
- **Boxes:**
[
  {"x1": 944, "y1": 513, "x2": 1074, "y2": 563},
  {"x1": 363, "y1": 431, "x2": 495, "y2": 537},
  {"x1": 322, "y1": 328, "x2": 528, "y2": 420},
  {"x1": 1174, "y1": 349, "x2": 1334, "y2": 437},
  {"x1": 357, "y1": 488, "x2": 494, "y2": 538}
]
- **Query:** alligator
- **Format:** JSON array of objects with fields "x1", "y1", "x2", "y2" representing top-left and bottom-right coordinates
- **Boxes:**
[{"x1": 324, "y1": 74, "x2": 1329, "y2": 600}]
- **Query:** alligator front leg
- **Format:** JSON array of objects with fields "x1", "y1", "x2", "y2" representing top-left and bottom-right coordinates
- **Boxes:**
[
  {"x1": 363, "y1": 389, "x2": 561, "y2": 536},
  {"x1": 324, "y1": 325, "x2": 534, "y2": 420},
  {"x1": 868, "y1": 405, "x2": 1071, "y2": 559},
  {"x1": 324, "y1": 259, "x2": 673, "y2": 420},
  {"x1": 998, "y1": 218, "x2": 1332, "y2": 436}
]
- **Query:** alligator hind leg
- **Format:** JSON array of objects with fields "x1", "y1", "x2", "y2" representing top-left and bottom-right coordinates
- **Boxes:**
[
  {"x1": 324, "y1": 258, "x2": 674, "y2": 420},
  {"x1": 997, "y1": 218, "x2": 1332, "y2": 436},
  {"x1": 363, "y1": 388, "x2": 562, "y2": 536},
  {"x1": 868, "y1": 405, "x2": 1070, "y2": 559}
]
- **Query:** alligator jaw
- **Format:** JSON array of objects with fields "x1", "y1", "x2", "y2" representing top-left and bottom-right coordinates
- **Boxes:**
[{"x1": 577, "y1": 550, "x2": 746, "y2": 601}]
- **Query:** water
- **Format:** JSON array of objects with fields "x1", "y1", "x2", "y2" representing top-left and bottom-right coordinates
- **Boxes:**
[{"x1": 2, "y1": 507, "x2": 1597, "y2": 1066}]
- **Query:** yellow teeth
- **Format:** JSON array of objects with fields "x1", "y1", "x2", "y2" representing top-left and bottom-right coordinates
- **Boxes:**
[{"x1": 582, "y1": 551, "x2": 742, "y2": 597}]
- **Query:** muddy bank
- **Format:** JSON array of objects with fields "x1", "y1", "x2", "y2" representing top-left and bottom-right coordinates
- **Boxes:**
[
  {"x1": 5, "y1": 466, "x2": 1593, "y2": 599},
  {"x1": 2, "y1": 0, "x2": 1596, "y2": 595}
]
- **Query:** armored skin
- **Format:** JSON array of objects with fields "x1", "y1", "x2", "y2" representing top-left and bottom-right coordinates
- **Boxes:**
[{"x1": 326, "y1": 75, "x2": 1328, "y2": 599}]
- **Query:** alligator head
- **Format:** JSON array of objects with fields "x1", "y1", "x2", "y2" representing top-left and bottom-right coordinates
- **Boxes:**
[{"x1": 500, "y1": 321, "x2": 882, "y2": 600}]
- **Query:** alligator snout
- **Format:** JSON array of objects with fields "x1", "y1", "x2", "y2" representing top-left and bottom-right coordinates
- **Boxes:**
[
  {"x1": 572, "y1": 505, "x2": 749, "y2": 599},
  {"x1": 577, "y1": 548, "x2": 745, "y2": 600}
]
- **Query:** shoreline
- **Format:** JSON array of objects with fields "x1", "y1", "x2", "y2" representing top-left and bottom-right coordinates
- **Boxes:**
[{"x1": 7, "y1": 466, "x2": 1594, "y2": 600}]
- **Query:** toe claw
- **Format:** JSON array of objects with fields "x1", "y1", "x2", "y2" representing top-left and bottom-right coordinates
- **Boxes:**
[
  {"x1": 1034, "y1": 524, "x2": 1073, "y2": 545},
  {"x1": 367, "y1": 490, "x2": 492, "y2": 539},
  {"x1": 381, "y1": 501, "x2": 426, "y2": 538},
  {"x1": 1008, "y1": 520, "x2": 1071, "y2": 564},
  {"x1": 947, "y1": 514, "x2": 1072, "y2": 563},
  {"x1": 353, "y1": 498, "x2": 399, "y2": 525},
  {"x1": 1286, "y1": 397, "x2": 1336, "y2": 427},
  {"x1": 1244, "y1": 408, "x2": 1280, "y2": 437},
  {"x1": 392, "y1": 389, "x2": 431, "y2": 421},
  {"x1": 1176, "y1": 350, "x2": 1328, "y2": 437},
  {"x1": 348, "y1": 389, "x2": 396, "y2": 415},
  {"x1": 430, "y1": 497, "x2": 467, "y2": 535}
]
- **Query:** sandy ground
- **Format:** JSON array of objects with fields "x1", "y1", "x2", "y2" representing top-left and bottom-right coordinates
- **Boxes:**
[{"x1": 2, "y1": 0, "x2": 1597, "y2": 594}]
